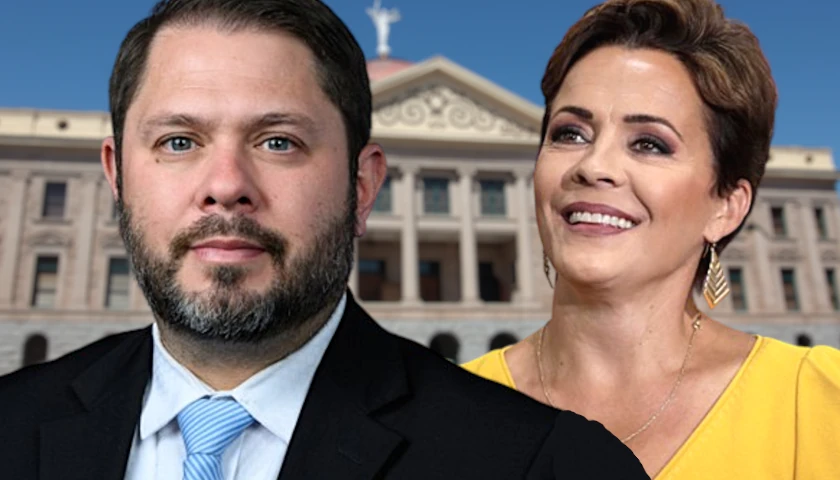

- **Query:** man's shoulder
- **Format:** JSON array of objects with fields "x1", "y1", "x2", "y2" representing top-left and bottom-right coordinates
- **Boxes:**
[
  {"x1": 0, "y1": 328, "x2": 150, "y2": 404},
  {"x1": 366, "y1": 327, "x2": 649, "y2": 478},
  {"x1": 388, "y1": 330, "x2": 558, "y2": 425}
]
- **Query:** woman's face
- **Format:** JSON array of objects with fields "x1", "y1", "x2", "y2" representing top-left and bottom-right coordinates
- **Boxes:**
[{"x1": 535, "y1": 46, "x2": 746, "y2": 291}]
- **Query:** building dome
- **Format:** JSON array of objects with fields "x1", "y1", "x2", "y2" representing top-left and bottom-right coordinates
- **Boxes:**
[{"x1": 367, "y1": 57, "x2": 414, "y2": 82}]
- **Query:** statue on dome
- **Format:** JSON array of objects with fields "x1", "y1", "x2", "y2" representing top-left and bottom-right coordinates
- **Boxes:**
[{"x1": 367, "y1": 0, "x2": 401, "y2": 59}]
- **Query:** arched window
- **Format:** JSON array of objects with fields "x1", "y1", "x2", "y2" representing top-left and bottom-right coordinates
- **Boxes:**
[
  {"x1": 489, "y1": 332, "x2": 518, "y2": 351},
  {"x1": 796, "y1": 333, "x2": 813, "y2": 347},
  {"x1": 429, "y1": 332, "x2": 460, "y2": 363},
  {"x1": 22, "y1": 334, "x2": 48, "y2": 367}
]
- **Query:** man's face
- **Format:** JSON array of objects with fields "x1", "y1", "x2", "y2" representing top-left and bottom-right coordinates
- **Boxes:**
[{"x1": 105, "y1": 26, "x2": 358, "y2": 342}]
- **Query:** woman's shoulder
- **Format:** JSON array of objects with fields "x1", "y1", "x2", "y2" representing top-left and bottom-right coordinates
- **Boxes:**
[
  {"x1": 754, "y1": 335, "x2": 812, "y2": 365},
  {"x1": 779, "y1": 340, "x2": 840, "y2": 477},
  {"x1": 740, "y1": 336, "x2": 840, "y2": 391},
  {"x1": 792, "y1": 341, "x2": 840, "y2": 399},
  {"x1": 461, "y1": 347, "x2": 517, "y2": 389},
  {"x1": 757, "y1": 335, "x2": 840, "y2": 382}
]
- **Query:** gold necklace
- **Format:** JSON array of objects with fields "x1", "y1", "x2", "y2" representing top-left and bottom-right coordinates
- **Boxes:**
[{"x1": 536, "y1": 313, "x2": 702, "y2": 444}]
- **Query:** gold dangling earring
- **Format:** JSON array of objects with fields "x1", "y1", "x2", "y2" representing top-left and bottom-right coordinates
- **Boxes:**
[
  {"x1": 543, "y1": 252, "x2": 554, "y2": 288},
  {"x1": 702, "y1": 242, "x2": 729, "y2": 309}
]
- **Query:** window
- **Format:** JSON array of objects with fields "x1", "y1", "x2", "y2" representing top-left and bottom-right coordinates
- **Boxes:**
[
  {"x1": 359, "y1": 259, "x2": 385, "y2": 274},
  {"x1": 31, "y1": 256, "x2": 59, "y2": 308},
  {"x1": 429, "y1": 332, "x2": 460, "y2": 363},
  {"x1": 480, "y1": 180, "x2": 506, "y2": 216},
  {"x1": 796, "y1": 333, "x2": 812, "y2": 347},
  {"x1": 357, "y1": 259, "x2": 386, "y2": 301},
  {"x1": 105, "y1": 258, "x2": 131, "y2": 309},
  {"x1": 826, "y1": 269, "x2": 840, "y2": 311},
  {"x1": 21, "y1": 334, "x2": 48, "y2": 367},
  {"x1": 372, "y1": 176, "x2": 391, "y2": 213},
  {"x1": 42, "y1": 182, "x2": 67, "y2": 218},
  {"x1": 423, "y1": 178, "x2": 449, "y2": 214},
  {"x1": 728, "y1": 268, "x2": 747, "y2": 312},
  {"x1": 771, "y1": 206, "x2": 787, "y2": 237},
  {"x1": 479, "y1": 262, "x2": 501, "y2": 302},
  {"x1": 419, "y1": 260, "x2": 441, "y2": 302},
  {"x1": 814, "y1": 207, "x2": 829, "y2": 240},
  {"x1": 781, "y1": 269, "x2": 799, "y2": 311},
  {"x1": 489, "y1": 332, "x2": 518, "y2": 351}
]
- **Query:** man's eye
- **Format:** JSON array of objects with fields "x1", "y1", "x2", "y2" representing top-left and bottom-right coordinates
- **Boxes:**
[
  {"x1": 262, "y1": 137, "x2": 293, "y2": 152},
  {"x1": 163, "y1": 137, "x2": 194, "y2": 152}
]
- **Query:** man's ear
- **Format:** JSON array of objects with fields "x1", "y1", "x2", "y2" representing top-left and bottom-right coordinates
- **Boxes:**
[
  {"x1": 704, "y1": 179, "x2": 752, "y2": 243},
  {"x1": 353, "y1": 143, "x2": 387, "y2": 237},
  {"x1": 101, "y1": 136, "x2": 119, "y2": 200}
]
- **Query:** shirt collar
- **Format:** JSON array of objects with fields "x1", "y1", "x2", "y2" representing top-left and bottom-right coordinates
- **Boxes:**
[{"x1": 139, "y1": 293, "x2": 346, "y2": 444}]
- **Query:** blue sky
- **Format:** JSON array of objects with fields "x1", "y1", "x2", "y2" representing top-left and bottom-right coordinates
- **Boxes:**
[{"x1": 0, "y1": 0, "x2": 837, "y2": 162}]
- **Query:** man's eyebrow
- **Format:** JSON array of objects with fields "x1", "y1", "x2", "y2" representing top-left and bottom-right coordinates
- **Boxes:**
[
  {"x1": 138, "y1": 112, "x2": 320, "y2": 138},
  {"x1": 139, "y1": 113, "x2": 214, "y2": 138},
  {"x1": 244, "y1": 112, "x2": 319, "y2": 133}
]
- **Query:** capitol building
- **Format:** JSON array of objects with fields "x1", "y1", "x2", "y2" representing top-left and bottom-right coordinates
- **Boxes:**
[{"x1": 1, "y1": 55, "x2": 839, "y2": 374}]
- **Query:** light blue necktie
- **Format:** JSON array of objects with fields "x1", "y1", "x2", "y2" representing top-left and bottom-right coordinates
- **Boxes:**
[{"x1": 177, "y1": 397, "x2": 255, "y2": 480}]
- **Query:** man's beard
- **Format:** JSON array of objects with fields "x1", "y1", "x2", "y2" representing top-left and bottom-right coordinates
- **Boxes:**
[{"x1": 117, "y1": 200, "x2": 355, "y2": 344}]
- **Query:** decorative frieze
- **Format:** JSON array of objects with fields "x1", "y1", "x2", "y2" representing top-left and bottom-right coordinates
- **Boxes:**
[{"x1": 374, "y1": 84, "x2": 539, "y2": 140}]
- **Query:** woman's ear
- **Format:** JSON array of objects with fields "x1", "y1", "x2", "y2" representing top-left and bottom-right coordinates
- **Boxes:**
[{"x1": 704, "y1": 179, "x2": 752, "y2": 242}]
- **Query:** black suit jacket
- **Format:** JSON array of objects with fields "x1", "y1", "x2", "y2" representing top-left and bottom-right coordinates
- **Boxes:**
[{"x1": 0, "y1": 294, "x2": 648, "y2": 479}]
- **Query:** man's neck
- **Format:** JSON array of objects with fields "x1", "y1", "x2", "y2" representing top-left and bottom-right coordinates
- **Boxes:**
[{"x1": 156, "y1": 302, "x2": 337, "y2": 391}]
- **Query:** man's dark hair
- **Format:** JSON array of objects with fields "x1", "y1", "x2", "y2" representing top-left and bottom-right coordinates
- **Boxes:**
[{"x1": 109, "y1": 0, "x2": 371, "y2": 196}]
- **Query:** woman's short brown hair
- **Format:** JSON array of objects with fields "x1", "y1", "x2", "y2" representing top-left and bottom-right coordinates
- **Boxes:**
[{"x1": 540, "y1": 0, "x2": 777, "y2": 290}]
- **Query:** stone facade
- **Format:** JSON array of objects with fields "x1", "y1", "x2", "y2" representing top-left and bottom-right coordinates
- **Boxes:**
[{"x1": 2, "y1": 57, "x2": 840, "y2": 373}]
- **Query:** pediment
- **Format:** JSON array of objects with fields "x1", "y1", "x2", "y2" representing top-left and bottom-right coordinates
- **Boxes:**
[
  {"x1": 770, "y1": 247, "x2": 802, "y2": 261},
  {"x1": 101, "y1": 232, "x2": 127, "y2": 249},
  {"x1": 722, "y1": 247, "x2": 749, "y2": 261},
  {"x1": 371, "y1": 57, "x2": 542, "y2": 146},
  {"x1": 821, "y1": 249, "x2": 840, "y2": 262},
  {"x1": 27, "y1": 230, "x2": 72, "y2": 247}
]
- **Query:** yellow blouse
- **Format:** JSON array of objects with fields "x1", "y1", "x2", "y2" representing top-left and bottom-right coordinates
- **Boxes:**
[{"x1": 462, "y1": 336, "x2": 840, "y2": 479}]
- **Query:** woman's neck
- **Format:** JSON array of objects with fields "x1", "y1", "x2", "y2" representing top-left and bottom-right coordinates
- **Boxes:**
[{"x1": 542, "y1": 279, "x2": 702, "y2": 388}]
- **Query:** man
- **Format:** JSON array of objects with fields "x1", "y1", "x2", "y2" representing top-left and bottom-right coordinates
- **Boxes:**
[{"x1": 0, "y1": 1, "x2": 647, "y2": 479}]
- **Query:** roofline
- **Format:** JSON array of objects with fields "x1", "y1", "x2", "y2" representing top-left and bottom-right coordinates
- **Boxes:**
[
  {"x1": 371, "y1": 56, "x2": 544, "y2": 125},
  {"x1": 0, "y1": 135, "x2": 104, "y2": 150},
  {"x1": 763, "y1": 169, "x2": 840, "y2": 181}
]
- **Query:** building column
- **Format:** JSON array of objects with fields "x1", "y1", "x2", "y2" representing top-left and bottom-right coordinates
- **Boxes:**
[
  {"x1": 458, "y1": 166, "x2": 479, "y2": 305},
  {"x1": 70, "y1": 173, "x2": 101, "y2": 309},
  {"x1": 515, "y1": 169, "x2": 536, "y2": 304},
  {"x1": 749, "y1": 225, "x2": 777, "y2": 312},
  {"x1": 0, "y1": 170, "x2": 30, "y2": 306},
  {"x1": 796, "y1": 200, "x2": 830, "y2": 312},
  {"x1": 400, "y1": 165, "x2": 420, "y2": 304},
  {"x1": 349, "y1": 238, "x2": 359, "y2": 296},
  {"x1": 833, "y1": 203, "x2": 840, "y2": 257}
]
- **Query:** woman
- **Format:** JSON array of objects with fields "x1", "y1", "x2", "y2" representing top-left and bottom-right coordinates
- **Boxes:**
[{"x1": 464, "y1": 0, "x2": 840, "y2": 478}]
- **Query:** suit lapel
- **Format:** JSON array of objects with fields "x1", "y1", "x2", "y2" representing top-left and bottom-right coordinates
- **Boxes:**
[
  {"x1": 39, "y1": 330, "x2": 152, "y2": 480},
  {"x1": 278, "y1": 293, "x2": 409, "y2": 480}
]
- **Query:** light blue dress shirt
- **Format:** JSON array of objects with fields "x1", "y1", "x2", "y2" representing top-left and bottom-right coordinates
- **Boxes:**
[{"x1": 123, "y1": 293, "x2": 346, "y2": 480}]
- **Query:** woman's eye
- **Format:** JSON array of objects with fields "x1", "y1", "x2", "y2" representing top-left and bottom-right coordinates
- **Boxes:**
[
  {"x1": 632, "y1": 136, "x2": 672, "y2": 155},
  {"x1": 550, "y1": 126, "x2": 588, "y2": 144}
]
